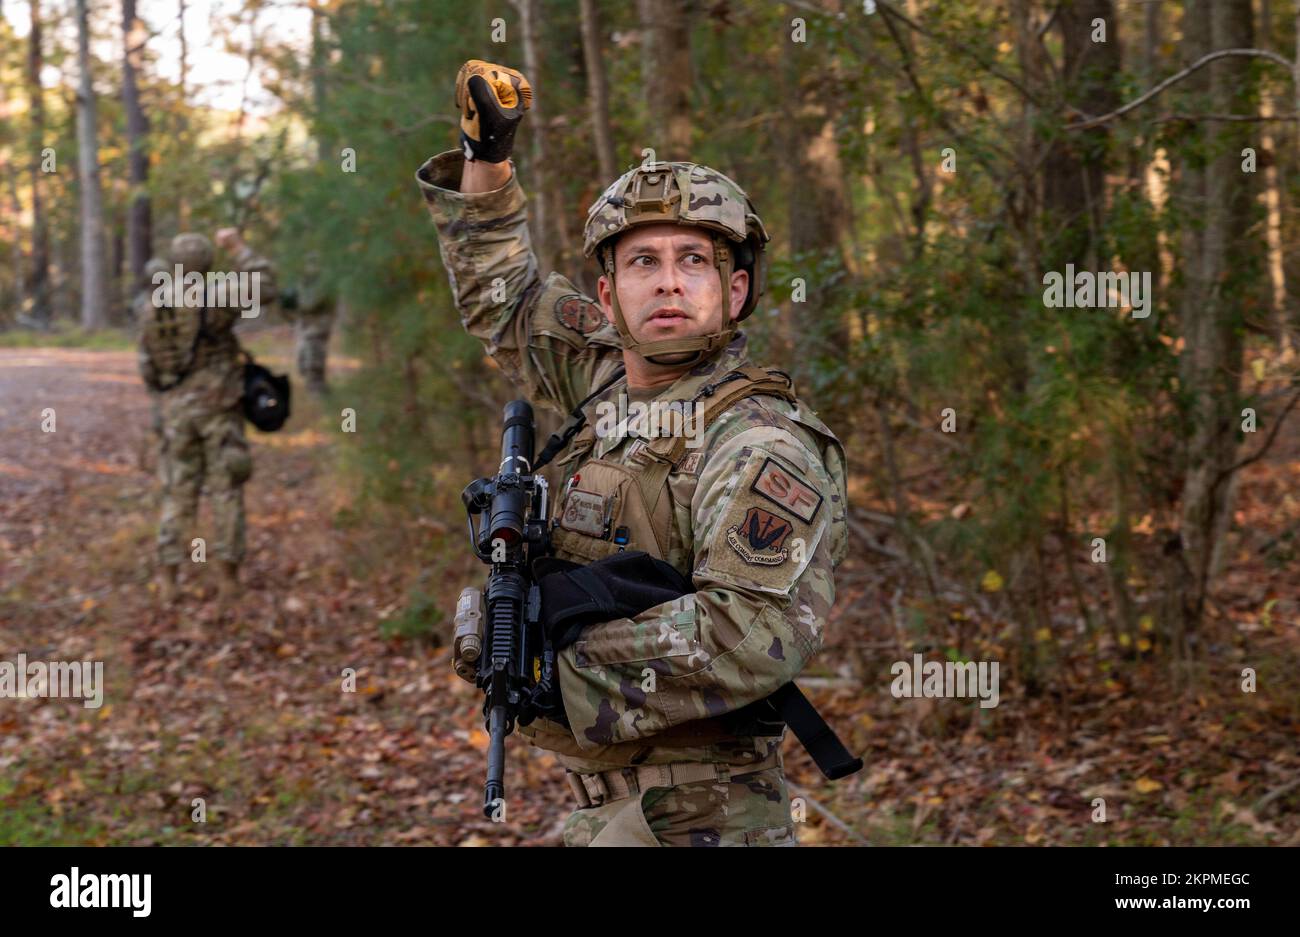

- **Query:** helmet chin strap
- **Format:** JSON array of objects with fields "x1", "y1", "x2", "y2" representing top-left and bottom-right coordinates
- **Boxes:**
[{"x1": 603, "y1": 235, "x2": 738, "y2": 369}]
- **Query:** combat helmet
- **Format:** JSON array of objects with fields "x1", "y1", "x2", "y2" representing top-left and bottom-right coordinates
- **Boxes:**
[
  {"x1": 140, "y1": 256, "x2": 169, "y2": 289},
  {"x1": 582, "y1": 161, "x2": 769, "y2": 366},
  {"x1": 168, "y1": 232, "x2": 214, "y2": 272}
]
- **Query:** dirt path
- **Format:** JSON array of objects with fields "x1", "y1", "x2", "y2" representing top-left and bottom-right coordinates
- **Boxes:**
[{"x1": 0, "y1": 341, "x2": 569, "y2": 845}]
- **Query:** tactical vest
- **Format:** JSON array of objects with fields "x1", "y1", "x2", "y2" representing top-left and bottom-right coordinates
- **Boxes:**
[
  {"x1": 535, "y1": 364, "x2": 844, "y2": 755},
  {"x1": 550, "y1": 365, "x2": 801, "y2": 565}
]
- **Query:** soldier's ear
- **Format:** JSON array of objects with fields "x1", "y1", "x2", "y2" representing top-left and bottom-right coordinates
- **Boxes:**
[
  {"x1": 596, "y1": 274, "x2": 615, "y2": 324},
  {"x1": 729, "y1": 268, "x2": 749, "y2": 322}
]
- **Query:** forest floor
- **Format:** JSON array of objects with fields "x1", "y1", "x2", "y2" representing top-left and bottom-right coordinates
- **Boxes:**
[{"x1": 1, "y1": 329, "x2": 1297, "y2": 846}]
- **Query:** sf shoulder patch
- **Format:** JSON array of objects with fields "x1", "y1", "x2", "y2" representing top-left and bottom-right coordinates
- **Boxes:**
[
  {"x1": 555, "y1": 294, "x2": 605, "y2": 335},
  {"x1": 698, "y1": 445, "x2": 829, "y2": 595},
  {"x1": 751, "y1": 457, "x2": 822, "y2": 523}
]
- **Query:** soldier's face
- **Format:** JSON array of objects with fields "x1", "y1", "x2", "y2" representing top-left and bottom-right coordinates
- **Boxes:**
[{"x1": 597, "y1": 224, "x2": 748, "y2": 353}]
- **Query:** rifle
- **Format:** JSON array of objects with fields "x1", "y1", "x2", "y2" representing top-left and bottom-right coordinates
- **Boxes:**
[{"x1": 454, "y1": 400, "x2": 562, "y2": 819}]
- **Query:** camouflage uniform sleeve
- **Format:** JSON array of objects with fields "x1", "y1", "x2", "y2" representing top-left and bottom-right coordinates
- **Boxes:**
[
  {"x1": 415, "y1": 149, "x2": 624, "y2": 415},
  {"x1": 137, "y1": 334, "x2": 161, "y2": 391},
  {"x1": 556, "y1": 416, "x2": 837, "y2": 750},
  {"x1": 231, "y1": 243, "x2": 278, "y2": 323}
]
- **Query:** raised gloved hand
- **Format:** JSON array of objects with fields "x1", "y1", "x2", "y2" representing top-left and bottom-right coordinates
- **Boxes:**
[
  {"x1": 455, "y1": 59, "x2": 532, "y2": 163},
  {"x1": 535, "y1": 551, "x2": 694, "y2": 652},
  {"x1": 214, "y1": 227, "x2": 243, "y2": 252}
]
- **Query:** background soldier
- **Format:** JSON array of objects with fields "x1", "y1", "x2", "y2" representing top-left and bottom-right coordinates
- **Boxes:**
[
  {"x1": 134, "y1": 256, "x2": 170, "y2": 444},
  {"x1": 137, "y1": 232, "x2": 273, "y2": 612},
  {"x1": 280, "y1": 253, "x2": 335, "y2": 397},
  {"x1": 421, "y1": 61, "x2": 852, "y2": 846}
]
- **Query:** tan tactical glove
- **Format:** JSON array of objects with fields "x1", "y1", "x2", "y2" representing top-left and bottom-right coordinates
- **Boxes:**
[{"x1": 455, "y1": 59, "x2": 532, "y2": 163}]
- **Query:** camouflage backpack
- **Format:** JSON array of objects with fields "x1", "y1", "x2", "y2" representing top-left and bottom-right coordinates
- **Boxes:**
[{"x1": 140, "y1": 234, "x2": 213, "y2": 390}]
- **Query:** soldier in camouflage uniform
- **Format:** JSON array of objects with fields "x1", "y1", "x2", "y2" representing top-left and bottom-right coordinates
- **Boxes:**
[
  {"x1": 137, "y1": 232, "x2": 275, "y2": 610},
  {"x1": 135, "y1": 256, "x2": 171, "y2": 442},
  {"x1": 421, "y1": 61, "x2": 851, "y2": 846},
  {"x1": 283, "y1": 254, "x2": 336, "y2": 397}
]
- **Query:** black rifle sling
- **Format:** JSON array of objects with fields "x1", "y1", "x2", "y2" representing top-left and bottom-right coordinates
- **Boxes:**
[
  {"x1": 533, "y1": 366, "x2": 628, "y2": 470},
  {"x1": 770, "y1": 683, "x2": 864, "y2": 780}
]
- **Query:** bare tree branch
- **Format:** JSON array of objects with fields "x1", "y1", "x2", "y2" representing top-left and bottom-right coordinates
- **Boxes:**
[
  {"x1": 1214, "y1": 385, "x2": 1300, "y2": 484},
  {"x1": 1068, "y1": 48, "x2": 1294, "y2": 131},
  {"x1": 785, "y1": 781, "x2": 871, "y2": 844},
  {"x1": 1152, "y1": 111, "x2": 1299, "y2": 123}
]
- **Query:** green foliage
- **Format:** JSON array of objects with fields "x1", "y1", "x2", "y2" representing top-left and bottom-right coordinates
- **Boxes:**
[
  {"x1": 380, "y1": 580, "x2": 445, "y2": 641},
  {"x1": 0, "y1": 326, "x2": 135, "y2": 350}
]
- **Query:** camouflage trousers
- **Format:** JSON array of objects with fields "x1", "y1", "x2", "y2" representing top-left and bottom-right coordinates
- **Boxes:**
[
  {"x1": 294, "y1": 311, "x2": 334, "y2": 392},
  {"x1": 562, "y1": 762, "x2": 799, "y2": 847},
  {"x1": 156, "y1": 400, "x2": 251, "y2": 566}
]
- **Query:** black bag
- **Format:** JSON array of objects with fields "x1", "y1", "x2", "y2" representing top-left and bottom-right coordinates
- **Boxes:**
[{"x1": 242, "y1": 357, "x2": 291, "y2": 431}]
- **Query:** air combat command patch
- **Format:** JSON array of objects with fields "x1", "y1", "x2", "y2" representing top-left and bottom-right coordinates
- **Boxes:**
[
  {"x1": 726, "y1": 506, "x2": 793, "y2": 565},
  {"x1": 698, "y1": 445, "x2": 830, "y2": 595}
]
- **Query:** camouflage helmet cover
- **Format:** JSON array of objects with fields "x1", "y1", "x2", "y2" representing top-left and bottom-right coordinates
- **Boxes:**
[
  {"x1": 168, "y1": 233, "x2": 214, "y2": 272},
  {"x1": 582, "y1": 161, "x2": 770, "y2": 321}
]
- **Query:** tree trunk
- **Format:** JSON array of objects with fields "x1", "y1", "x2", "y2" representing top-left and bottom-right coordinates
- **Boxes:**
[
  {"x1": 579, "y1": 0, "x2": 616, "y2": 183},
  {"x1": 1042, "y1": 0, "x2": 1122, "y2": 271},
  {"x1": 177, "y1": 0, "x2": 189, "y2": 229},
  {"x1": 637, "y1": 0, "x2": 693, "y2": 160},
  {"x1": 311, "y1": 1, "x2": 330, "y2": 165},
  {"x1": 26, "y1": 0, "x2": 52, "y2": 327},
  {"x1": 75, "y1": 0, "x2": 108, "y2": 330},
  {"x1": 5, "y1": 164, "x2": 25, "y2": 322},
  {"x1": 122, "y1": 0, "x2": 152, "y2": 302},
  {"x1": 511, "y1": 0, "x2": 557, "y2": 276},
  {"x1": 1175, "y1": 0, "x2": 1258, "y2": 645}
]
